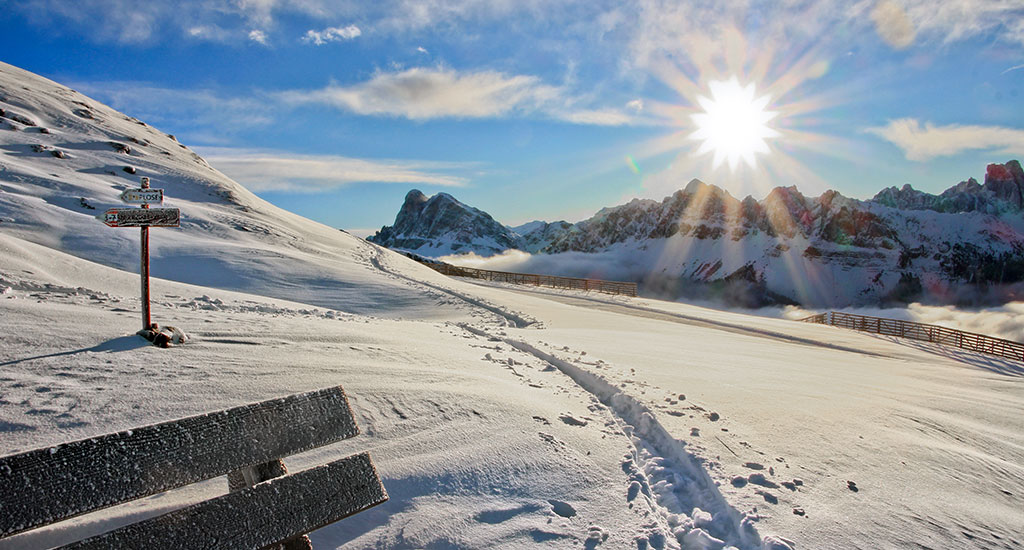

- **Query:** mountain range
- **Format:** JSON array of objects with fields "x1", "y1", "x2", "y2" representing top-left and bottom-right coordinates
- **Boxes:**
[{"x1": 369, "y1": 161, "x2": 1024, "y2": 307}]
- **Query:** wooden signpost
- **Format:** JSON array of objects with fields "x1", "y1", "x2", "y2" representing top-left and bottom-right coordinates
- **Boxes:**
[{"x1": 98, "y1": 177, "x2": 179, "y2": 331}]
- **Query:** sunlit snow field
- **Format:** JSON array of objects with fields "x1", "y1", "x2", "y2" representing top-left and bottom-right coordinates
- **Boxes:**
[{"x1": 1, "y1": 61, "x2": 1023, "y2": 550}]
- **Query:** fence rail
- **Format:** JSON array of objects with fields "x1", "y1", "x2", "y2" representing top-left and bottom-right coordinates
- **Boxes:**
[
  {"x1": 800, "y1": 311, "x2": 1024, "y2": 362},
  {"x1": 414, "y1": 258, "x2": 637, "y2": 297}
]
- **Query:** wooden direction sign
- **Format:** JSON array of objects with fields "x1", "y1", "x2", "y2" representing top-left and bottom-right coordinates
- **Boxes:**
[
  {"x1": 120, "y1": 188, "x2": 164, "y2": 204},
  {"x1": 100, "y1": 208, "x2": 180, "y2": 228}
]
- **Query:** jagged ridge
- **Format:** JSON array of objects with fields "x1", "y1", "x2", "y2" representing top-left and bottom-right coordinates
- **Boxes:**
[{"x1": 369, "y1": 162, "x2": 1024, "y2": 307}]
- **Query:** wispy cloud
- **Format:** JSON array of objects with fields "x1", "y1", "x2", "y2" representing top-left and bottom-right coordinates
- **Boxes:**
[
  {"x1": 553, "y1": 109, "x2": 633, "y2": 126},
  {"x1": 626, "y1": 0, "x2": 1024, "y2": 69},
  {"x1": 278, "y1": 67, "x2": 636, "y2": 125},
  {"x1": 278, "y1": 67, "x2": 551, "y2": 119},
  {"x1": 301, "y1": 25, "x2": 361, "y2": 45},
  {"x1": 197, "y1": 147, "x2": 470, "y2": 192},
  {"x1": 870, "y1": 1, "x2": 916, "y2": 49},
  {"x1": 865, "y1": 118, "x2": 1024, "y2": 161},
  {"x1": 14, "y1": 0, "x2": 1024, "y2": 51},
  {"x1": 70, "y1": 81, "x2": 273, "y2": 139},
  {"x1": 1003, "y1": 63, "x2": 1024, "y2": 75}
]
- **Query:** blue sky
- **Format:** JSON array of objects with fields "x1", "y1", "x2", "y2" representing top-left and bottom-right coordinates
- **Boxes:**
[{"x1": 3, "y1": 0, "x2": 1023, "y2": 234}]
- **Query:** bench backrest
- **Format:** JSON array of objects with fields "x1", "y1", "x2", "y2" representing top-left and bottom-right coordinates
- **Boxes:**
[{"x1": 0, "y1": 386, "x2": 387, "y2": 548}]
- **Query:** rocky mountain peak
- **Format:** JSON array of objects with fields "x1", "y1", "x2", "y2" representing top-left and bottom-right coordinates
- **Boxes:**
[
  {"x1": 368, "y1": 190, "x2": 522, "y2": 256},
  {"x1": 984, "y1": 161, "x2": 1024, "y2": 209}
]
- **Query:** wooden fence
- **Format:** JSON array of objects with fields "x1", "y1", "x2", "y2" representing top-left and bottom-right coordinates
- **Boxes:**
[
  {"x1": 416, "y1": 259, "x2": 637, "y2": 297},
  {"x1": 800, "y1": 311, "x2": 1024, "y2": 362}
]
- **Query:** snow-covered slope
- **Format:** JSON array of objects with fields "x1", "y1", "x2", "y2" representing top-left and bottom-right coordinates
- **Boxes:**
[
  {"x1": 379, "y1": 169, "x2": 1024, "y2": 308},
  {"x1": 0, "y1": 61, "x2": 484, "y2": 320},
  {"x1": 2, "y1": 61, "x2": 1023, "y2": 550},
  {"x1": 3, "y1": 233, "x2": 1022, "y2": 550}
]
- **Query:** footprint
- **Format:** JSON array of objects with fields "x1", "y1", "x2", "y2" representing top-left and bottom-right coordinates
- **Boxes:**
[
  {"x1": 748, "y1": 473, "x2": 779, "y2": 488},
  {"x1": 548, "y1": 499, "x2": 577, "y2": 518},
  {"x1": 559, "y1": 414, "x2": 588, "y2": 427},
  {"x1": 627, "y1": 480, "x2": 642, "y2": 502}
]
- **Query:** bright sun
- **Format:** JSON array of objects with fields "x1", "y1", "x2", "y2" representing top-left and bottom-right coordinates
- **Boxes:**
[{"x1": 690, "y1": 77, "x2": 779, "y2": 171}]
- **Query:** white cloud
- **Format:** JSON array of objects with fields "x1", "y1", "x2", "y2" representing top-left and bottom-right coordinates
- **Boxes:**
[
  {"x1": 417, "y1": 46, "x2": 429, "y2": 54},
  {"x1": 865, "y1": 118, "x2": 1024, "y2": 161},
  {"x1": 248, "y1": 29, "x2": 269, "y2": 44},
  {"x1": 553, "y1": 109, "x2": 633, "y2": 126},
  {"x1": 278, "y1": 67, "x2": 636, "y2": 125},
  {"x1": 197, "y1": 147, "x2": 469, "y2": 192},
  {"x1": 301, "y1": 25, "x2": 361, "y2": 45},
  {"x1": 278, "y1": 67, "x2": 555, "y2": 119},
  {"x1": 626, "y1": 99, "x2": 644, "y2": 112}
]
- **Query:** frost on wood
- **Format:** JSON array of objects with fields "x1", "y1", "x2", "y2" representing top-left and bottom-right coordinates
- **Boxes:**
[
  {"x1": 62, "y1": 453, "x2": 387, "y2": 550},
  {"x1": 0, "y1": 386, "x2": 359, "y2": 537}
]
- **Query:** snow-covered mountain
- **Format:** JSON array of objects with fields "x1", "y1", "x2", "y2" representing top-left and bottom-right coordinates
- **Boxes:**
[
  {"x1": 372, "y1": 164, "x2": 1024, "y2": 307},
  {"x1": 367, "y1": 189, "x2": 572, "y2": 255},
  {"x1": 0, "y1": 61, "x2": 474, "y2": 320},
  {"x1": 367, "y1": 189, "x2": 523, "y2": 256}
]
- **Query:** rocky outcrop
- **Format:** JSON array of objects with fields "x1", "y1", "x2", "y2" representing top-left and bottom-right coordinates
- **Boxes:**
[{"x1": 872, "y1": 161, "x2": 1024, "y2": 215}]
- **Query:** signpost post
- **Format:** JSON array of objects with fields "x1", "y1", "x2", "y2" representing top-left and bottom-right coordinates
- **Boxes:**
[{"x1": 98, "y1": 177, "x2": 179, "y2": 331}]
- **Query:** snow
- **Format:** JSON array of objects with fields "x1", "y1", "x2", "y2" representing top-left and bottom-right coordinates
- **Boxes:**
[{"x1": 2, "y1": 61, "x2": 1024, "y2": 549}]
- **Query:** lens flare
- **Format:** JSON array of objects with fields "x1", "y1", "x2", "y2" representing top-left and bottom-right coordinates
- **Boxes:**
[{"x1": 626, "y1": 155, "x2": 642, "y2": 174}]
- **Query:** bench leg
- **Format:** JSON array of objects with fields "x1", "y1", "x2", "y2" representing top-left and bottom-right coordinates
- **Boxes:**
[{"x1": 228, "y1": 459, "x2": 314, "y2": 550}]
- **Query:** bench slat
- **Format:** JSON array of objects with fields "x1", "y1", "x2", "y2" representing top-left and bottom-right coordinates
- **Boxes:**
[
  {"x1": 60, "y1": 452, "x2": 388, "y2": 550},
  {"x1": 0, "y1": 386, "x2": 359, "y2": 538}
]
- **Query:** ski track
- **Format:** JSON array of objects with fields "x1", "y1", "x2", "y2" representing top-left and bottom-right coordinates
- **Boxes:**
[
  {"x1": 459, "y1": 323, "x2": 764, "y2": 550},
  {"x1": 364, "y1": 243, "x2": 536, "y2": 329}
]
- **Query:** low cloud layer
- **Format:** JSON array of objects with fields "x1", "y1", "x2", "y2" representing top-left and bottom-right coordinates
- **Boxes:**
[
  {"x1": 778, "y1": 303, "x2": 1024, "y2": 344},
  {"x1": 198, "y1": 148, "x2": 469, "y2": 192},
  {"x1": 439, "y1": 249, "x2": 647, "y2": 284},
  {"x1": 865, "y1": 118, "x2": 1024, "y2": 161},
  {"x1": 447, "y1": 248, "x2": 1024, "y2": 344}
]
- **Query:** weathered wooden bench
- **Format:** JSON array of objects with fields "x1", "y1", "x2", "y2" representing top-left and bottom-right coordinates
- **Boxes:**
[{"x1": 0, "y1": 386, "x2": 387, "y2": 549}]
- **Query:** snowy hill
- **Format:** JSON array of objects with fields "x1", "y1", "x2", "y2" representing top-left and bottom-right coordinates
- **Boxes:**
[
  {"x1": 2, "y1": 61, "x2": 1023, "y2": 550},
  {"x1": 0, "y1": 61, "x2": 482, "y2": 320},
  {"x1": 374, "y1": 168, "x2": 1024, "y2": 308}
]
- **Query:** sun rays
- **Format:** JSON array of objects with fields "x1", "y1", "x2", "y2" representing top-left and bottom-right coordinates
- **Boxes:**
[
  {"x1": 613, "y1": 27, "x2": 855, "y2": 305},
  {"x1": 690, "y1": 77, "x2": 779, "y2": 170}
]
